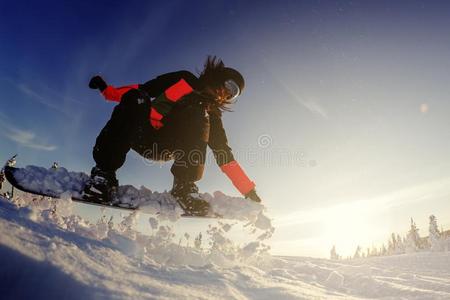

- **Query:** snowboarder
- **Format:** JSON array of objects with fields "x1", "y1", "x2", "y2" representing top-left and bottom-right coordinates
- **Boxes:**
[{"x1": 86, "y1": 56, "x2": 261, "y2": 215}]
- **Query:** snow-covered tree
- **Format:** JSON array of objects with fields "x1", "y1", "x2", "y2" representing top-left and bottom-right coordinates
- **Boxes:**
[
  {"x1": 405, "y1": 218, "x2": 421, "y2": 253},
  {"x1": 429, "y1": 215, "x2": 442, "y2": 251},
  {"x1": 194, "y1": 232, "x2": 203, "y2": 250},
  {"x1": 353, "y1": 245, "x2": 362, "y2": 259},
  {"x1": 388, "y1": 233, "x2": 396, "y2": 254},
  {"x1": 386, "y1": 233, "x2": 406, "y2": 255},
  {"x1": 398, "y1": 234, "x2": 406, "y2": 253},
  {"x1": 389, "y1": 233, "x2": 400, "y2": 254},
  {"x1": 369, "y1": 245, "x2": 379, "y2": 257},
  {"x1": 330, "y1": 245, "x2": 340, "y2": 260}
]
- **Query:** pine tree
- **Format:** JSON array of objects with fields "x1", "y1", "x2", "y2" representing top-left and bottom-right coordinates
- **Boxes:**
[
  {"x1": 330, "y1": 245, "x2": 339, "y2": 260},
  {"x1": 397, "y1": 234, "x2": 405, "y2": 253},
  {"x1": 353, "y1": 245, "x2": 362, "y2": 259},
  {"x1": 388, "y1": 233, "x2": 397, "y2": 254},
  {"x1": 370, "y1": 245, "x2": 379, "y2": 257},
  {"x1": 406, "y1": 218, "x2": 421, "y2": 252},
  {"x1": 194, "y1": 232, "x2": 203, "y2": 250},
  {"x1": 429, "y1": 215, "x2": 442, "y2": 251}
]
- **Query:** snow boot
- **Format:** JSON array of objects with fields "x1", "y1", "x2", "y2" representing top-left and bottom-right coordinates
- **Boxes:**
[
  {"x1": 170, "y1": 178, "x2": 210, "y2": 216},
  {"x1": 83, "y1": 166, "x2": 119, "y2": 203}
]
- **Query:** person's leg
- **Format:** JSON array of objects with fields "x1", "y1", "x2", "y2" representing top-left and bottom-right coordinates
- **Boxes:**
[
  {"x1": 93, "y1": 89, "x2": 150, "y2": 173},
  {"x1": 85, "y1": 89, "x2": 150, "y2": 201},
  {"x1": 170, "y1": 109, "x2": 210, "y2": 182},
  {"x1": 165, "y1": 107, "x2": 211, "y2": 215}
]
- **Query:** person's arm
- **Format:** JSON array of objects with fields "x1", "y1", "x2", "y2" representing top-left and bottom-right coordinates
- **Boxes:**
[
  {"x1": 139, "y1": 71, "x2": 199, "y2": 129},
  {"x1": 89, "y1": 75, "x2": 138, "y2": 102},
  {"x1": 102, "y1": 84, "x2": 139, "y2": 102},
  {"x1": 89, "y1": 71, "x2": 198, "y2": 102},
  {"x1": 89, "y1": 71, "x2": 200, "y2": 128},
  {"x1": 208, "y1": 112, "x2": 261, "y2": 202}
]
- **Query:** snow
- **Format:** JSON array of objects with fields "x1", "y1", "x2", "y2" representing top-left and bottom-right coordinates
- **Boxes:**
[
  {"x1": 1, "y1": 195, "x2": 450, "y2": 299},
  {"x1": 10, "y1": 165, "x2": 268, "y2": 223}
]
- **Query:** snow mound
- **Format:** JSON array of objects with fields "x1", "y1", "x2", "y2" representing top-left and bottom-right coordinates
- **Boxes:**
[
  {"x1": 11, "y1": 165, "x2": 270, "y2": 224},
  {"x1": 12, "y1": 165, "x2": 88, "y2": 197},
  {"x1": 5, "y1": 192, "x2": 273, "y2": 268}
]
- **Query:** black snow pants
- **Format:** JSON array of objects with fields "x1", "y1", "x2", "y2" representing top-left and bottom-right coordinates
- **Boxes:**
[{"x1": 93, "y1": 89, "x2": 210, "y2": 182}]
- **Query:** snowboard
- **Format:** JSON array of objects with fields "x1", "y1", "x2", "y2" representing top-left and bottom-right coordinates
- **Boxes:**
[{"x1": 3, "y1": 165, "x2": 221, "y2": 218}]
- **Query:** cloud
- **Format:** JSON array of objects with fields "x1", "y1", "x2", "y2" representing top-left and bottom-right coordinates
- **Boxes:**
[
  {"x1": 283, "y1": 84, "x2": 329, "y2": 119},
  {"x1": 266, "y1": 71, "x2": 329, "y2": 119},
  {"x1": 296, "y1": 98, "x2": 329, "y2": 119},
  {"x1": 0, "y1": 78, "x2": 83, "y2": 116},
  {"x1": 16, "y1": 83, "x2": 71, "y2": 114},
  {"x1": 0, "y1": 115, "x2": 57, "y2": 151},
  {"x1": 275, "y1": 176, "x2": 450, "y2": 228}
]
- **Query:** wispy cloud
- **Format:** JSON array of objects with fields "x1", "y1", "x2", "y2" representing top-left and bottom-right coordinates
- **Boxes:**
[
  {"x1": 296, "y1": 97, "x2": 329, "y2": 119},
  {"x1": 275, "y1": 176, "x2": 450, "y2": 228},
  {"x1": 262, "y1": 69, "x2": 329, "y2": 119},
  {"x1": 280, "y1": 81, "x2": 329, "y2": 119},
  {"x1": 16, "y1": 82, "x2": 72, "y2": 115},
  {"x1": 0, "y1": 115, "x2": 57, "y2": 151},
  {"x1": 0, "y1": 77, "x2": 83, "y2": 116}
]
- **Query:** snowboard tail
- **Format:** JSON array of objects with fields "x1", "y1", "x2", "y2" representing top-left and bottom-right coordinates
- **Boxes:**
[{"x1": 4, "y1": 166, "x2": 136, "y2": 211}]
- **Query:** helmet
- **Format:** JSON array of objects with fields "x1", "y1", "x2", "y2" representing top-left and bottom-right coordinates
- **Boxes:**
[
  {"x1": 198, "y1": 56, "x2": 245, "y2": 101},
  {"x1": 222, "y1": 67, "x2": 245, "y2": 98}
]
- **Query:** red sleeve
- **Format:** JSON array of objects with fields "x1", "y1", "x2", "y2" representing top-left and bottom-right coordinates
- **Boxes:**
[
  {"x1": 220, "y1": 160, "x2": 255, "y2": 195},
  {"x1": 101, "y1": 84, "x2": 139, "y2": 102}
]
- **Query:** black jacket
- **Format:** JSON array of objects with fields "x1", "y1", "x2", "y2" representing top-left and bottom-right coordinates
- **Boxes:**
[{"x1": 139, "y1": 71, "x2": 235, "y2": 166}]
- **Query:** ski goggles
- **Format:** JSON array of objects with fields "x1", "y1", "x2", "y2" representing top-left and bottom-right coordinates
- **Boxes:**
[{"x1": 224, "y1": 79, "x2": 240, "y2": 101}]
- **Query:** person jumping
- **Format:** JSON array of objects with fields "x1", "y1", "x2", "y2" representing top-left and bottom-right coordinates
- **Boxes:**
[{"x1": 86, "y1": 56, "x2": 261, "y2": 215}]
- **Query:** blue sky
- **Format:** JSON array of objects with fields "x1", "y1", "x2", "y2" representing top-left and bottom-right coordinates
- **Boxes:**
[{"x1": 2, "y1": 0, "x2": 450, "y2": 257}]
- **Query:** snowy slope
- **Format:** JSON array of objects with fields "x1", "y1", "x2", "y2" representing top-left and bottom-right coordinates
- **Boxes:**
[{"x1": 1, "y1": 195, "x2": 450, "y2": 300}]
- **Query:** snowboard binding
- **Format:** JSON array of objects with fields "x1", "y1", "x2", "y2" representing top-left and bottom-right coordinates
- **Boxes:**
[
  {"x1": 83, "y1": 166, "x2": 119, "y2": 204},
  {"x1": 171, "y1": 179, "x2": 210, "y2": 216}
]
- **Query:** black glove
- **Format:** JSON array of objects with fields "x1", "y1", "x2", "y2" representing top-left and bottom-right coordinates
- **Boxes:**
[
  {"x1": 89, "y1": 75, "x2": 107, "y2": 92},
  {"x1": 245, "y1": 189, "x2": 262, "y2": 203}
]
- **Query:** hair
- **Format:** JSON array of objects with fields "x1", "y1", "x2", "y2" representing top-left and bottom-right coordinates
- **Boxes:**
[
  {"x1": 196, "y1": 55, "x2": 236, "y2": 112},
  {"x1": 198, "y1": 55, "x2": 225, "y2": 87}
]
